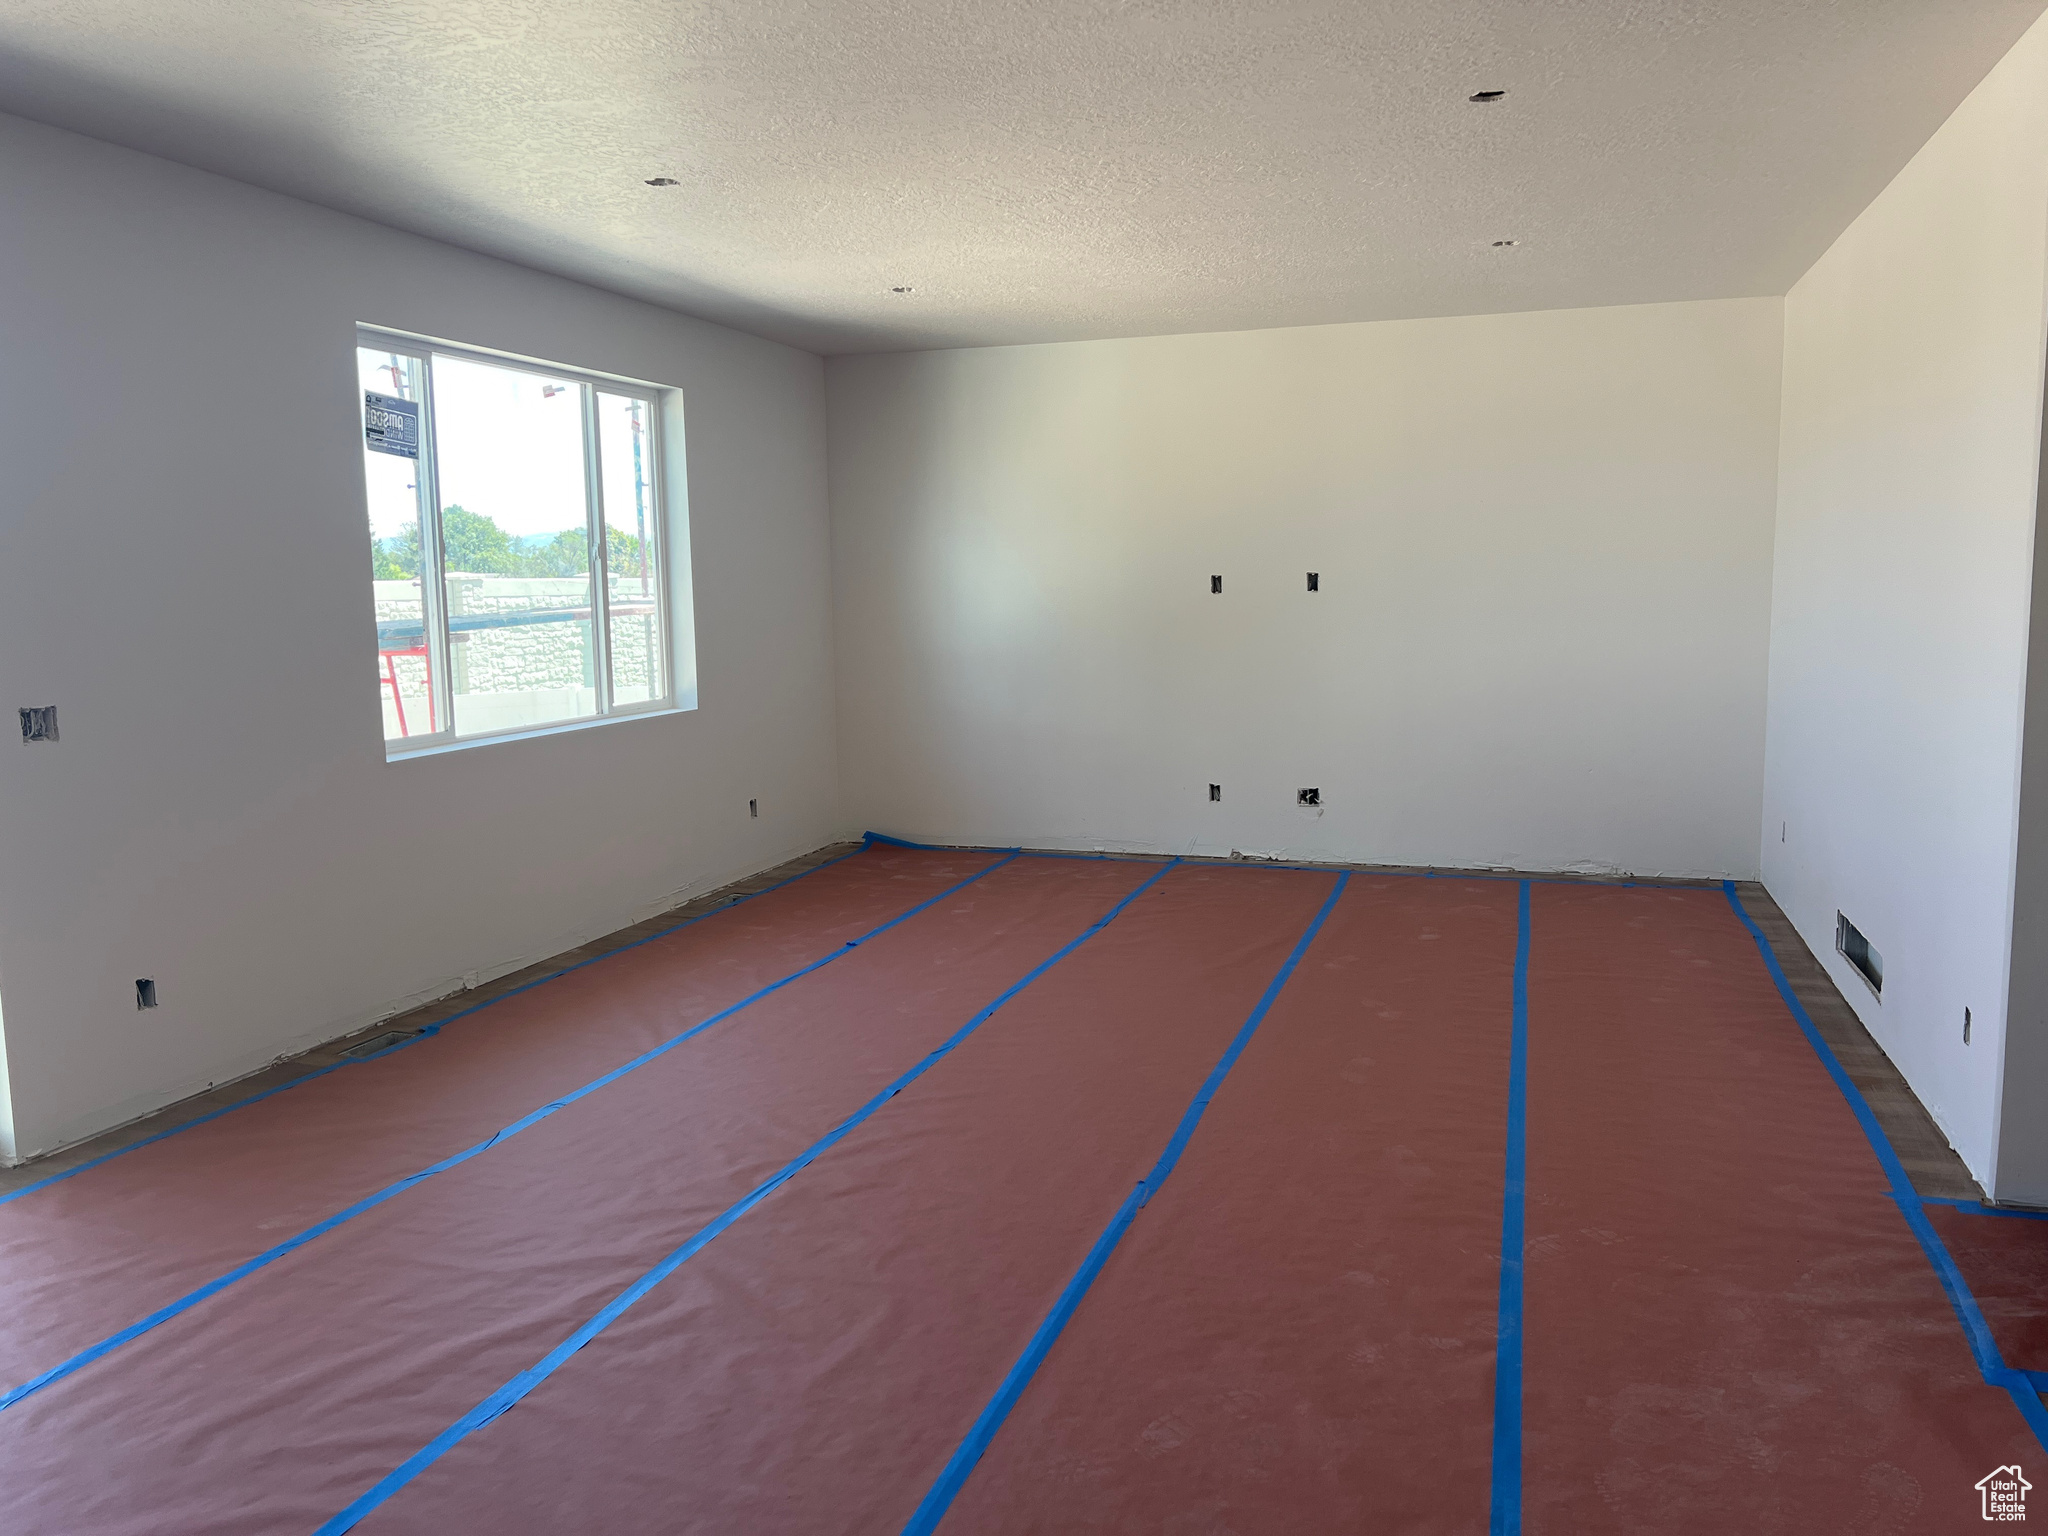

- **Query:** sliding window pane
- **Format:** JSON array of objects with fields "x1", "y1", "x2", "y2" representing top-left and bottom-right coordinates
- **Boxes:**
[
  {"x1": 597, "y1": 392, "x2": 666, "y2": 707},
  {"x1": 430, "y1": 354, "x2": 597, "y2": 737},
  {"x1": 358, "y1": 348, "x2": 435, "y2": 742}
]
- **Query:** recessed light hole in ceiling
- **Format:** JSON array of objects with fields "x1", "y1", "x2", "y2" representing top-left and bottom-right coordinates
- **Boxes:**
[
  {"x1": 1493, "y1": 239, "x2": 1519, "y2": 247},
  {"x1": 891, "y1": 286, "x2": 914, "y2": 294},
  {"x1": 1469, "y1": 90, "x2": 1506, "y2": 102},
  {"x1": 644, "y1": 177, "x2": 679, "y2": 187}
]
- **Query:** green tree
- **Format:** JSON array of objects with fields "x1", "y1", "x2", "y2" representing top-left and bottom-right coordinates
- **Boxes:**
[
  {"x1": 439, "y1": 504, "x2": 520, "y2": 575},
  {"x1": 522, "y1": 527, "x2": 590, "y2": 578},
  {"x1": 371, "y1": 521, "x2": 419, "y2": 580},
  {"x1": 370, "y1": 509, "x2": 639, "y2": 582},
  {"x1": 606, "y1": 526, "x2": 647, "y2": 579}
]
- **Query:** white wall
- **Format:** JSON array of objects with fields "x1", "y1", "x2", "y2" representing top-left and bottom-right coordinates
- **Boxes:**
[
  {"x1": 2006, "y1": 395, "x2": 2048, "y2": 1203},
  {"x1": 829, "y1": 299, "x2": 1783, "y2": 877},
  {"x1": 1761, "y1": 12, "x2": 2048, "y2": 1196},
  {"x1": 0, "y1": 113, "x2": 840, "y2": 1160}
]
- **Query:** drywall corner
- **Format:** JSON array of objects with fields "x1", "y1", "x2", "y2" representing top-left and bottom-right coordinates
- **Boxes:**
[
  {"x1": 0, "y1": 985, "x2": 17, "y2": 1166},
  {"x1": 1758, "y1": 6, "x2": 2048, "y2": 1190},
  {"x1": 1992, "y1": 308, "x2": 2048, "y2": 1206}
]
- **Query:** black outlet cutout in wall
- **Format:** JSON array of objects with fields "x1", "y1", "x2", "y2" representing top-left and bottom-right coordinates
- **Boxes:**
[
  {"x1": 1965, "y1": 1007, "x2": 1972, "y2": 1045},
  {"x1": 1307, "y1": 572, "x2": 1319, "y2": 592},
  {"x1": 1209, "y1": 783, "x2": 1221, "y2": 802},
  {"x1": 19, "y1": 706, "x2": 56, "y2": 742},
  {"x1": 1298, "y1": 787, "x2": 1320, "y2": 807},
  {"x1": 1836, "y1": 912, "x2": 1883, "y2": 998},
  {"x1": 749, "y1": 798, "x2": 759, "y2": 818},
  {"x1": 135, "y1": 979, "x2": 157, "y2": 1010},
  {"x1": 1210, "y1": 575, "x2": 1222, "y2": 594}
]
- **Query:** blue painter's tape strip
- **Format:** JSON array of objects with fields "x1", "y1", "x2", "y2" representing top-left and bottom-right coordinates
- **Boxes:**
[
  {"x1": 898, "y1": 870, "x2": 1349, "y2": 1536},
  {"x1": 311, "y1": 857, "x2": 1184, "y2": 1536},
  {"x1": 0, "y1": 846, "x2": 877, "y2": 1210},
  {"x1": 862, "y1": 830, "x2": 1026, "y2": 853},
  {"x1": 1135, "y1": 872, "x2": 1349, "y2": 1204},
  {"x1": 0, "y1": 852, "x2": 1022, "y2": 1417},
  {"x1": 1922, "y1": 1195, "x2": 2048, "y2": 1221},
  {"x1": 1719, "y1": 881, "x2": 2048, "y2": 1453},
  {"x1": 1489, "y1": 880, "x2": 1531, "y2": 1536},
  {"x1": 860, "y1": 835, "x2": 1727, "y2": 889}
]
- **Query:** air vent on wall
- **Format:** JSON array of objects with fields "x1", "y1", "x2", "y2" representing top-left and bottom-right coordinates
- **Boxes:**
[
  {"x1": 341, "y1": 1029, "x2": 421, "y2": 1060},
  {"x1": 1836, "y1": 912, "x2": 1883, "y2": 998}
]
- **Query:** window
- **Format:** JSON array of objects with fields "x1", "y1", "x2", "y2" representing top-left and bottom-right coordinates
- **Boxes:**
[{"x1": 356, "y1": 328, "x2": 681, "y2": 751}]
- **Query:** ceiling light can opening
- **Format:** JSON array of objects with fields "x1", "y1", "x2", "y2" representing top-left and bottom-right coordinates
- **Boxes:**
[
  {"x1": 644, "y1": 176, "x2": 679, "y2": 187},
  {"x1": 1493, "y1": 239, "x2": 1519, "y2": 247},
  {"x1": 1470, "y1": 89, "x2": 1506, "y2": 102},
  {"x1": 891, "y1": 286, "x2": 914, "y2": 294}
]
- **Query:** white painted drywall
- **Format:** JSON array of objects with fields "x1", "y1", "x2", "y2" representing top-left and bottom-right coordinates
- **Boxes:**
[
  {"x1": 0, "y1": 113, "x2": 840, "y2": 1161},
  {"x1": 828, "y1": 298, "x2": 1783, "y2": 878},
  {"x1": 2006, "y1": 387, "x2": 2048, "y2": 1205},
  {"x1": 1761, "y1": 11, "x2": 2048, "y2": 1196}
]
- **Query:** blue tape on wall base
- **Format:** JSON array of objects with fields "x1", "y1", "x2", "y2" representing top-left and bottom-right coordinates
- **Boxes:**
[
  {"x1": 0, "y1": 852, "x2": 1021, "y2": 1418},
  {"x1": 1921, "y1": 1195, "x2": 2048, "y2": 1222},
  {"x1": 312, "y1": 857, "x2": 1184, "y2": 1536},
  {"x1": 898, "y1": 870, "x2": 1349, "y2": 1536},
  {"x1": 859, "y1": 833, "x2": 1727, "y2": 890},
  {"x1": 1489, "y1": 880, "x2": 1532, "y2": 1536},
  {"x1": 1720, "y1": 881, "x2": 2048, "y2": 1453},
  {"x1": 0, "y1": 845, "x2": 874, "y2": 1210}
]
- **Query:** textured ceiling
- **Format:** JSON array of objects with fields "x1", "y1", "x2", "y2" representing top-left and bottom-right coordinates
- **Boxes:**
[{"x1": 0, "y1": 1, "x2": 2042, "y2": 354}]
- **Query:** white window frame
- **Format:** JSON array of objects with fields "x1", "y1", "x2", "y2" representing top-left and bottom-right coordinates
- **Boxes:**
[{"x1": 357, "y1": 326, "x2": 682, "y2": 756}]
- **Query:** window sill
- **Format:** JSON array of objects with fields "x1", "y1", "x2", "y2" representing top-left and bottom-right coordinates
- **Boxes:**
[{"x1": 383, "y1": 699, "x2": 692, "y2": 761}]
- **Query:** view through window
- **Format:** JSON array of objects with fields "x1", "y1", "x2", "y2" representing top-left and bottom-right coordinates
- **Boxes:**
[{"x1": 357, "y1": 331, "x2": 673, "y2": 749}]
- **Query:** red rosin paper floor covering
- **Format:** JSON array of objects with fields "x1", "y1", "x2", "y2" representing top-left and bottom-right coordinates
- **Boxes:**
[{"x1": 0, "y1": 843, "x2": 2038, "y2": 1534}]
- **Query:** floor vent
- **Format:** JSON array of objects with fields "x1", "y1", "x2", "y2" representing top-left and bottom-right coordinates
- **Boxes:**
[
  {"x1": 341, "y1": 1029, "x2": 421, "y2": 1060},
  {"x1": 1836, "y1": 912, "x2": 1883, "y2": 998}
]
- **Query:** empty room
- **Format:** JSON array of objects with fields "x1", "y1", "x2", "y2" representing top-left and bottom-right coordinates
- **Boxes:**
[{"x1": 5, "y1": 1, "x2": 2048, "y2": 1530}]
